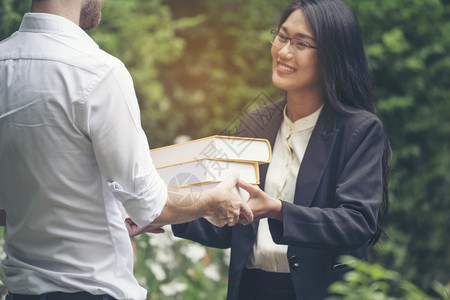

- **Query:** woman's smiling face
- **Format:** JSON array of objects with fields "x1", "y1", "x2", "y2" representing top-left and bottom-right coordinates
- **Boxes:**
[{"x1": 271, "y1": 9, "x2": 320, "y2": 95}]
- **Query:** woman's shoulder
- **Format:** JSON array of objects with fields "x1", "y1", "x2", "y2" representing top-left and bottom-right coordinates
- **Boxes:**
[
  {"x1": 244, "y1": 99, "x2": 285, "y2": 118},
  {"x1": 236, "y1": 100, "x2": 285, "y2": 139},
  {"x1": 240, "y1": 99, "x2": 285, "y2": 127},
  {"x1": 335, "y1": 106, "x2": 382, "y2": 130},
  {"x1": 314, "y1": 104, "x2": 382, "y2": 137},
  {"x1": 331, "y1": 109, "x2": 385, "y2": 150}
]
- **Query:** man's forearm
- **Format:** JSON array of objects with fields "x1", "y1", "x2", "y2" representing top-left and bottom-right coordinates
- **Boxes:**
[
  {"x1": 150, "y1": 189, "x2": 212, "y2": 226},
  {"x1": 149, "y1": 173, "x2": 253, "y2": 228}
]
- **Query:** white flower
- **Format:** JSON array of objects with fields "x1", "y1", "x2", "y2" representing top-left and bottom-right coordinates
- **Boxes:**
[
  {"x1": 136, "y1": 276, "x2": 147, "y2": 287},
  {"x1": 204, "y1": 264, "x2": 221, "y2": 282},
  {"x1": 181, "y1": 243, "x2": 206, "y2": 262},
  {"x1": 155, "y1": 247, "x2": 176, "y2": 268},
  {"x1": 187, "y1": 268, "x2": 195, "y2": 277},
  {"x1": 160, "y1": 280, "x2": 187, "y2": 296},
  {"x1": 222, "y1": 248, "x2": 231, "y2": 266},
  {"x1": 138, "y1": 239, "x2": 148, "y2": 249},
  {"x1": 149, "y1": 230, "x2": 175, "y2": 248},
  {"x1": 146, "y1": 260, "x2": 166, "y2": 281}
]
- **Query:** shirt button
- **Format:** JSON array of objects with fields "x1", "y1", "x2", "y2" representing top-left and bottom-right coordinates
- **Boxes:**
[{"x1": 289, "y1": 255, "x2": 300, "y2": 268}]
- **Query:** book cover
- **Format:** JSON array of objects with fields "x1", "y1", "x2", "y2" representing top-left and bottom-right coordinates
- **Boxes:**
[
  {"x1": 176, "y1": 182, "x2": 251, "y2": 203},
  {"x1": 151, "y1": 135, "x2": 271, "y2": 168},
  {"x1": 156, "y1": 159, "x2": 259, "y2": 187}
]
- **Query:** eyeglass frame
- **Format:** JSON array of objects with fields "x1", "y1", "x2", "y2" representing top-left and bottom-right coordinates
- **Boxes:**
[{"x1": 270, "y1": 30, "x2": 317, "y2": 51}]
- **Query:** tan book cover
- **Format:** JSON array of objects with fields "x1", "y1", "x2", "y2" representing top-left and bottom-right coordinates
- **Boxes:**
[
  {"x1": 156, "y1": 159, "x2": 259, "y2": 187},
  {"x1": 176, "y1": 182, "x2": 251, "y2": 203},
  {"x1": 150, "y1": 135, "x2": 271, "y2": 168}
]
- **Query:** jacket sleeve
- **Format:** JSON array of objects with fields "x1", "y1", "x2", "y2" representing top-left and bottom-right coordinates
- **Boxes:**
[
  {"x1": 269, "y1": 116, "x2": 385, "y2": 249},
  {"x1": 172, "y1": 218, "x2": 232, "y2": 249}
]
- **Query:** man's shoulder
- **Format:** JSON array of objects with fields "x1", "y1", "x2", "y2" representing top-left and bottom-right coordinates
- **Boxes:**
[
  {"x1": 0, "y1": 32, "x2": 20, "y2": 58},
  {"x1": 0, "y1": 30, "x2": 124, "y2": 74},
  {"x1": 56, "y1": 41, "x2": 127, "y2": 79},
  {"x1": 85, "y1": 47, "x2": 125, "y2": 73}
]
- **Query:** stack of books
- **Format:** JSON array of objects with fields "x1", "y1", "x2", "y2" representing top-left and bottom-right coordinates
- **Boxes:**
[{"x1": 150, "y1": 135, "x2": 272, "y2": 201}]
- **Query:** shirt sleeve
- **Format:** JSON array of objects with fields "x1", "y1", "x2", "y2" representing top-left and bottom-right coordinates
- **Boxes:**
[{"x1": 85, "y1": 62, "x2": 167, "y2": 227}]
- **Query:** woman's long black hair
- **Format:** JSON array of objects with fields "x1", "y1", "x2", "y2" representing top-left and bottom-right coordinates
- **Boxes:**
[{"x1": 278, "y1": 0, "x2": 391, "y2": 246}]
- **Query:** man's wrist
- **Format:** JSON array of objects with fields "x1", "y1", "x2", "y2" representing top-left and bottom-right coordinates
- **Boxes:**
[{"x1": 199, "y1": 188, "x2": 215, "y2": 217}]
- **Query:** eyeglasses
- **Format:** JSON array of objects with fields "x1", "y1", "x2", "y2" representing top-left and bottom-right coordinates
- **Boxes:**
[{"x1": 270, "y1": 30, "x2": 317, "y2": 51}]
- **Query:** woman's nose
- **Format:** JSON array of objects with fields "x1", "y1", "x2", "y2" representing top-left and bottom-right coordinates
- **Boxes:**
[{"x1": 278, "y1": 42, "x2": 294, "y2": 59}]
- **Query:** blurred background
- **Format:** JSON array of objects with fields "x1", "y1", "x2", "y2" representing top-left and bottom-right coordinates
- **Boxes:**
[{"x1": 0, "y1": 0, "x2": 449, "y2": 299}]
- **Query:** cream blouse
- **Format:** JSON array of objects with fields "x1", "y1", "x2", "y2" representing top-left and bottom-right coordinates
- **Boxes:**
[{"x1": 246, "y1": 104, "x2": 323, "y2": 272}]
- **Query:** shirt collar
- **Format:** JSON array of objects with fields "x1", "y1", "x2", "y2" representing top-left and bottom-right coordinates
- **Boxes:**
[
  {"x1": 19, "y1": 13, "x2": 99, "y2": 50},
  {"x1": 282, "y1": 104, "x2": 323, "y2": 134}
]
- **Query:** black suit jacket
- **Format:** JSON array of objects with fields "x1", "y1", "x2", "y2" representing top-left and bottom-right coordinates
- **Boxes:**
[{"x1": 173, "y1": 100, "x2": 385, "y2": 300}]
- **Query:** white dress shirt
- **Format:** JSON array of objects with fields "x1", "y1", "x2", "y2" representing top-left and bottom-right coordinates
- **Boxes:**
[
  {"x1": 246, "y1": 104, "x2": 322, "y2": 272},
  {"x1": 0, "y1": 13, "x2": 167, "y2": 299}
]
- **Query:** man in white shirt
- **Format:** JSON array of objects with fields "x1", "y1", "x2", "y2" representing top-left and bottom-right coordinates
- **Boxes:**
[{"x1": 0, "y1": 1, "x2": 252, "y2": 299}]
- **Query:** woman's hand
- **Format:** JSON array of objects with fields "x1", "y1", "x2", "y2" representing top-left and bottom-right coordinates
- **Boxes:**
[
  {"x1": 203, "y1": 172, "x2": 254, "y2": 227},
  {"x1": 237, "y1": 179, "x2": 283, "y2": 222}
]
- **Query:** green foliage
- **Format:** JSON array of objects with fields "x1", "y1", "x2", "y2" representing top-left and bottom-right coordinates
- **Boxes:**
[
  {"x1": 347, "y1": 0, "x2": 450, "y2": 290},
  {"x1": 327, "y1": 256, "x2": 450, "y2": 300},
  {"x1": 0, "y1": 0, "x2": 30, "y2": 39},
  {"x1": 149, "y1": 0, "x2": 288, "y2": 145},
  {"x1": 89, "y1": 0, "x2": 206, "y2": 147},
  {"x1": 132, "y1": 229, "x2": 229, "y2": 300}
]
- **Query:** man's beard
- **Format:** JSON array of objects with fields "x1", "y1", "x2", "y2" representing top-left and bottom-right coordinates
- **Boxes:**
[{"x1": 79, "y1": 0, "x2": 104, "y2": 30}]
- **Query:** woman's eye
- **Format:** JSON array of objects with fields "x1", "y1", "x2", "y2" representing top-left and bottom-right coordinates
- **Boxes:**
[
  {"x1": 295, "y1": 40, "x2": 309, "y2": 48},
  {"x1": 277, "y1": 34, "x2": 287, "y2": 42}
]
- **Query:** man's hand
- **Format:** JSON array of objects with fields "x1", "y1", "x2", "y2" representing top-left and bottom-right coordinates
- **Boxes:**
[
  {"x1": 125, "y1": 218, "x2": 165, "y2": 238},
  {"x1": 237, "y1": 179, "x2": 283, "y2": 222},
  {"x1": 204, "y1": 173, "x2": 253, "y2": 227}
]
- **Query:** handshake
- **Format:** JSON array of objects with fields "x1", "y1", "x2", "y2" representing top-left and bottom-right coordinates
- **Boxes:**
[{"x1": 126, "y1": 172, "x2": 281, "y2": 238}]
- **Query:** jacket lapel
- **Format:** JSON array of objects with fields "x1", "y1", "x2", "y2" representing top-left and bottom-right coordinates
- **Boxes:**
[
  {"x1": 245, "y1": 101, "x2": 338, "y2": 233},
  {"x1": 294, "y1": 105, "x2": 338, "y2": 207},
  {"x1": 250, "y1": 100, "x2": 285, "y2": 236},
  {"x1": 258, "y1": 105, "x2": 284, "y2": 192}
]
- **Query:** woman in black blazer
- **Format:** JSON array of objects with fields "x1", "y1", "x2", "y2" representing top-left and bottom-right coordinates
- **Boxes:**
[{"x1": 173, "y1": 0, "x2": 391, "y2": 299}]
